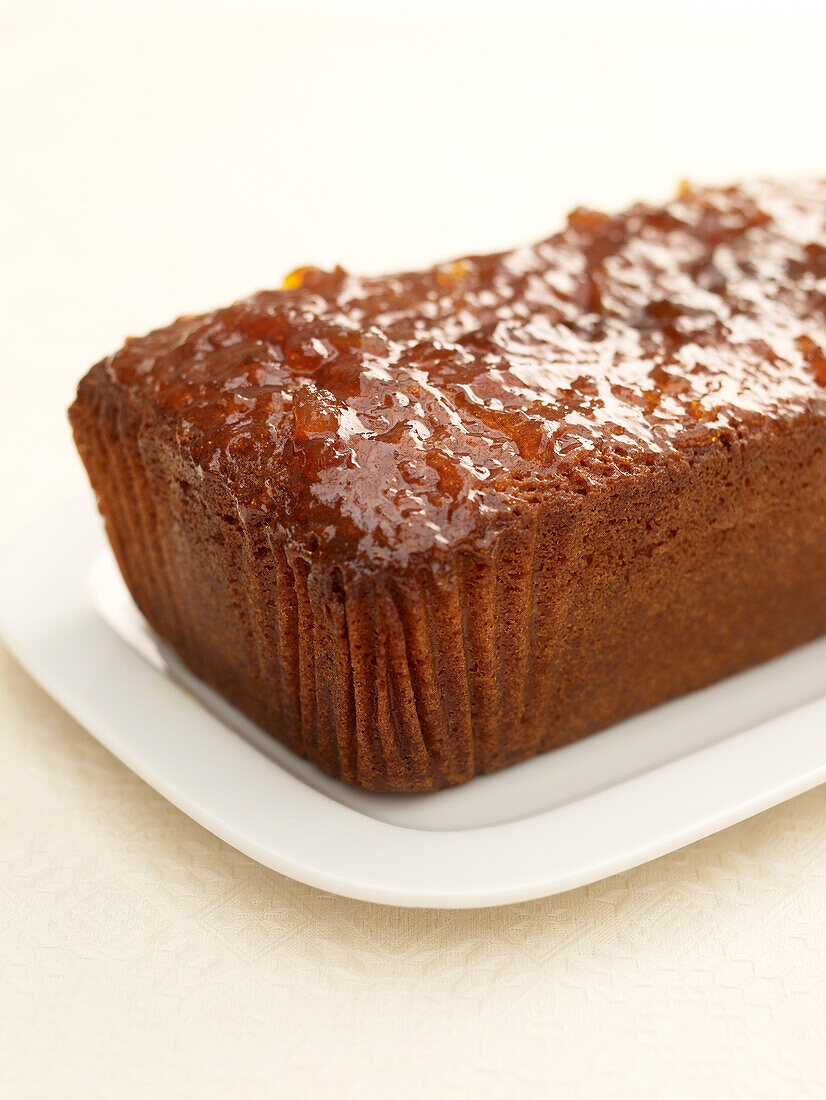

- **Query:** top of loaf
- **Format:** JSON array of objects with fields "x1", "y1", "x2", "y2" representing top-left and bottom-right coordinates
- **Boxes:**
[{"x1": 92, "y1": 180, "x2": 826, "y2": 567}]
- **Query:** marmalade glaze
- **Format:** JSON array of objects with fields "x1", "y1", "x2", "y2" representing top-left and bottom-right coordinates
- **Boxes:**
[{"x1": 105, "y1": 181, "x2": 826, "y2": 564}]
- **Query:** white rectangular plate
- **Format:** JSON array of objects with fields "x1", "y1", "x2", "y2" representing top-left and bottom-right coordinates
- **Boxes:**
[{"x1": 1, "y1": 499, "x2": 825, "y2": 908}]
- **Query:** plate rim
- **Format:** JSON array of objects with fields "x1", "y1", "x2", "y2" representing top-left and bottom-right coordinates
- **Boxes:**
[{"x1": 2, "y1": 498, "x2": 825, "y2": 909}]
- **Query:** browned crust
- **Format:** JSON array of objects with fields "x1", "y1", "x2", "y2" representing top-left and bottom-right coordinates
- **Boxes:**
[{"x1": 70, "y1": 373, "x2": 826, "y2": 792}]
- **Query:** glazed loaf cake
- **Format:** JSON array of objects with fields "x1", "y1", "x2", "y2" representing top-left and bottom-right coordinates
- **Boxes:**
[{"x1": 70, "y1": 181, "x2": 826, "y2": 792}]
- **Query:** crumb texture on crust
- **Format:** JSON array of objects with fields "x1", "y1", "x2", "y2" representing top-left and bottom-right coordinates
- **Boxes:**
[{"x1": 70, "y1": 182, "x2": 826, "y2": 790}]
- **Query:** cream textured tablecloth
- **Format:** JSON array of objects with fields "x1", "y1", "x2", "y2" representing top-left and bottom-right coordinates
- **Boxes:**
[{"x1": 2, "y1": 5, "x2": 825, "y2": 1096}]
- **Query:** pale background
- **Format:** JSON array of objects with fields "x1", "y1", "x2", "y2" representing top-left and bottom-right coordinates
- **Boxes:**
[{"x1": 2, "y1": 3, "x2": 826, "y2": 1097}]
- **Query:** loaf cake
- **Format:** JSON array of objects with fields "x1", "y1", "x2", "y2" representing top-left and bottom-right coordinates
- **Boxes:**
[{"x1": 70, "y1": 181, "x2": 826, "y2": 792}]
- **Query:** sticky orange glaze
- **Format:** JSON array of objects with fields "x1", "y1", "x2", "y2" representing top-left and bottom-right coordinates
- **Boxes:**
[{"x1": 103, "y1": 180, "x2": 826, "y2": 566}]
